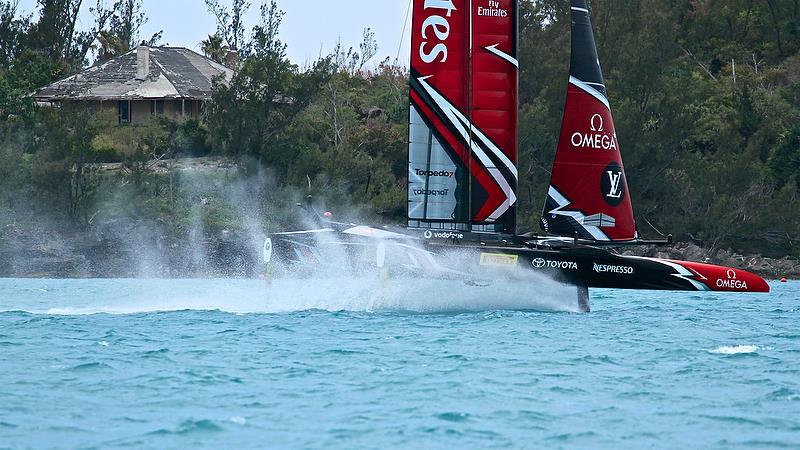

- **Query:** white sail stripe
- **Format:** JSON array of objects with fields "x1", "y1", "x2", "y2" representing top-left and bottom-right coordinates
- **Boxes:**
[
  {"x1": 485, "y1": 44, "x2": 519, "y2": 68},
  {"x1": 418, "y1": 77, "x2": 518, "y2": 180},
  {"x1": 569, "y1": 76, "x2": 611, "y2": 110},
  {"x1": 571, "y1": 7, "x2": 589, "y2": 13},
  {"x1": 445, "y1": 113, "x2": 516, "y2": 220},
  {"x1": 487, "y1": 168, "x2": 516, "y2": 221},
  {"x1": 626, "y1": 256, "x2": 711, "y2": 291},
  {"x1": 418, "y1": 80, "x2": 498, "y2": 175},
  {"x1": 423, "y1": 85, "x2": 495, "y2": 172},
  {"x1": 453, "y1": 114, "x2": 519, "y2": 180},
  {"x1": 416, "y1": 77, "x2": 518, "y2": 221},
  {"x1": 547, "y1": 186, "x2": 610, "y2": 241}
]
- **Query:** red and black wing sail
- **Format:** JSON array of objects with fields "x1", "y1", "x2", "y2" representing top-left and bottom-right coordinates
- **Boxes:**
[
  {"x1": 540, "y1": 0, "x2": 638, "y2": 241},
  {"x1": 408, "y1": 0, "x2": 519, "y2": 233}
]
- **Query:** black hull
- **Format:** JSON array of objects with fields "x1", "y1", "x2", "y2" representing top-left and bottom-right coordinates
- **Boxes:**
[{"x1": 263, "y1": 225, "x2": 769, "y2": 313}]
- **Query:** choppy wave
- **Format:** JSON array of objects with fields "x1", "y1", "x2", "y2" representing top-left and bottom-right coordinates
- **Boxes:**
[
  {"x1": 0, "y1": 279, "x2": 798, "y2": 449},
  {"x1": 709, "y1": 345, "x2": 759, "y2": 355}
]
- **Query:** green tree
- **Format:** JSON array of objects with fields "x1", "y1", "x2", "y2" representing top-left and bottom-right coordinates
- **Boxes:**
[
  {"x1": 205, "y1": 0, "x2": 250, "y2": 51},
  {"x1": 97, "y1": 0, "x2": 162, "y2": 63},
  {"x1": 200, "y1": 34, "x2": 228, "y2": 64},
  {"x1": 768, "y1": 128, "x2": 800, "y2": 190},
  {"x1": 206, "y1": 1, "x2": 333, "y2": 171}
]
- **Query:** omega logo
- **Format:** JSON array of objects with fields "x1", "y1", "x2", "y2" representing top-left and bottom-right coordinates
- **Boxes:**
[{"x1": 590, "y1": 114, "x2": 604, "y2": 132}]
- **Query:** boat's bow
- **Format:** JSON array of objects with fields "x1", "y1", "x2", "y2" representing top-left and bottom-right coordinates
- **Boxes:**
[{"x1": 656, "y1": 259, "x2": 770, "y2": 293}]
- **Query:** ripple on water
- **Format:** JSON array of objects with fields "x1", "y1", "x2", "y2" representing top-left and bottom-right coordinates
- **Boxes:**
[
  {"x1": 764, "y1": 387, "x2": 800, "y2": 401},
  {"x1": 546, "y1": 431, "x2": 600, "y2": 442},
  {"x1": 700, "y1": 415, "x2": 764, "y2": 426},
  {"x1": 324, "y1": 348, "x2": 363, "y2": 355},
  {"x1": 147, "y1": 419, "x2": 224, "y2": 436},
  {"x1": 436, "y1": 412, "x2": 470, "y2": 423},
  {"x1": 141, "y1": 348, "x2": 172, "y2": 360},
  {"x1": 772, "y1": 333, "x2": 800, "y2": 340},
  {"x1": 572, "y1": 354, "x2": 620, "y2": 365},
  {"x1": 69, "y1": 361, "x2": 114, "y2": 372}
]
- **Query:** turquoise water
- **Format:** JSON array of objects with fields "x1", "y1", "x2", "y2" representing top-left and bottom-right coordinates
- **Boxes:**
[{"x1": 0, "y1": 278, "x2": 798, "y2": 449}]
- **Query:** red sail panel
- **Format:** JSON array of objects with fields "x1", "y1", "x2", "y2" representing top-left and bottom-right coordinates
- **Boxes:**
[
  {"x1": 541, "y1": 1, "x2": 637, "y2": 241},
  {"x1": 470, "y1": 0, "x2": 518, "y2": 230},
  {"x1": 407, "y1": 0, "x2": 518, "y2": 234}
]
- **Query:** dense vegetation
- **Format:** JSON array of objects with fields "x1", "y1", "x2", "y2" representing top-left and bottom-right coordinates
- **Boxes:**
[{"x1": 1, "y1": 0, "x2": 799, "y2": 258}]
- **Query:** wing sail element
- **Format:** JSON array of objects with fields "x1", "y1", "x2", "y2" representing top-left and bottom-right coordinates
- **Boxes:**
[
  {"x1": 408, "y1": 0, "x2": 519, "y2": 234},
  {"x1": 541, "y1": 0, "x2": 637, "y2": 242}
]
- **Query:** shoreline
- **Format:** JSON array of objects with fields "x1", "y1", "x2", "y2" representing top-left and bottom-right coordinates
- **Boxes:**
[
  {"x1": 619, "y1": 242, "x2": 799, "y2": 281},
  {"x1": 1, "y1": 221, "x2": 796, "y2": 280}
]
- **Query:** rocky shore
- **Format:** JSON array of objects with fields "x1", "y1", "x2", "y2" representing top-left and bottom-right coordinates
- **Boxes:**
[
  {"x1": 1, "y1": 220, "x2": 797, "y2": 280},
  {"x1": 619, "y1": 242, "x2": 799, "y2": 280},
  {"x1": 0, "y1": 219, "x2": 263, "y2": 279}
]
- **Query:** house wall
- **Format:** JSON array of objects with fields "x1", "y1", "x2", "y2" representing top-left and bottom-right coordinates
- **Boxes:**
[
  {"x1": 56, "y1": 100, "x2": 118, "y2": 124},
  {"x1": 56, "y1": 99, "x2": 205, "y2": 124},
  {"x1": 131, "y1": 101, "x2": 151, "y2": 125},
  {"x1": 100, "y1": 102, "x2": 118, "y2": 123},
  {"x1": 137, "y1": 99, "x2": 203, "y2": 123},
  {"x1": 164, "y1": 100, "x2": 203, "y2": 119}
]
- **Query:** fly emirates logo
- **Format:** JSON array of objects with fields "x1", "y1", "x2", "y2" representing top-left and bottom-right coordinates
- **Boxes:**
[
  {"x1": 571, "y1": 114, "x2": 619, "y2": 151},
  {"x1": 419, "y1": 0, "x2": 457, "y2": 64},
  {"x1": 478, "y1": 0, "x2": 508, "y2": 17}
]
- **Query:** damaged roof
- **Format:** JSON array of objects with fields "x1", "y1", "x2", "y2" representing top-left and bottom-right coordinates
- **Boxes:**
[{"x1": 34, "y1": 47, "x2": 234, "y2": 101}]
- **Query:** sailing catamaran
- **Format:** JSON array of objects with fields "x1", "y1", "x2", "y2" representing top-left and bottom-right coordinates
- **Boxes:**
[{"x1": 263, "y1": 0, "x2": 769, "y2": 312}]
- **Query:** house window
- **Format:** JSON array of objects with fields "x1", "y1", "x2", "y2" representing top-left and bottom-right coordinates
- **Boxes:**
[
  {"x1": 150, "y1": 99, "x2": 164, "y2": 116},
  {"x1": 118, "y1": 100, "x2": 130, "y2": 124}
]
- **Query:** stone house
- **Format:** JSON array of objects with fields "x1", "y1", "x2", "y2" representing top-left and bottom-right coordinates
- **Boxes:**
[{"x1": 34, "y1": 46, "x2": 234, "y2": 125}]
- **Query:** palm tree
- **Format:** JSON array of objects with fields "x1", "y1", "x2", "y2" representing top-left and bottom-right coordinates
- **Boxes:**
[
  {"x1": 200, "y1": 34, "x2": 228, "y2": 65},
  {"x1": 96, "y1": 30, "x2": 129, "y2": 63}
]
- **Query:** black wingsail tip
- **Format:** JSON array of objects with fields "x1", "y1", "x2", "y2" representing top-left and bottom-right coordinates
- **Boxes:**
[
  {"x1": 570, "y1": 0, "x2": 590, "y2": 10},
  {"x1": 568, "y1": 0, "x2": 606, "y2": 97}
]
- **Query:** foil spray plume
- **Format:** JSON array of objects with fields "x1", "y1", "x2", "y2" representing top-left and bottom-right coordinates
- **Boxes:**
[
  {"x1": 263, "y1": 228, "x2": 583, "y2": 314},
  {"x1": 3, "y1": 158, "x2": 582, "y2": 314},
  {"x1": 14, "y1": 216, "x2": 583, "y2": 315}
]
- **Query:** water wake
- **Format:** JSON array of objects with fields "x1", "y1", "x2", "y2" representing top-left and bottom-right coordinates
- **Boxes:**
[
  {"x1": 263, "y1": 274, "x2": 580, "y2": 313},
  {"x1": 2, "y1": 274, "x2": 581, "y2": 316}
]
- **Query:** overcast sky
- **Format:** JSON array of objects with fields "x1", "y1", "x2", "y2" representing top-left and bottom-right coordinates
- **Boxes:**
[{"x1": 15, "y1": 0, "x2": 413, "y2": 67}]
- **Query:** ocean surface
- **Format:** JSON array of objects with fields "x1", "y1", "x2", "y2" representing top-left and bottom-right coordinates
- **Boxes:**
[{"x1": 0, "y1": 277, "x2": 798, "y2": 449}]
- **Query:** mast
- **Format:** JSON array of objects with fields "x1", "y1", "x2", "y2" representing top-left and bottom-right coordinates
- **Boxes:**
[
  {"x1": 540, "y1": 0, "x2": 638, "y2": 241},
  {"x1": 407, "y1": 0, "x2": 519, "y2": 234}
]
